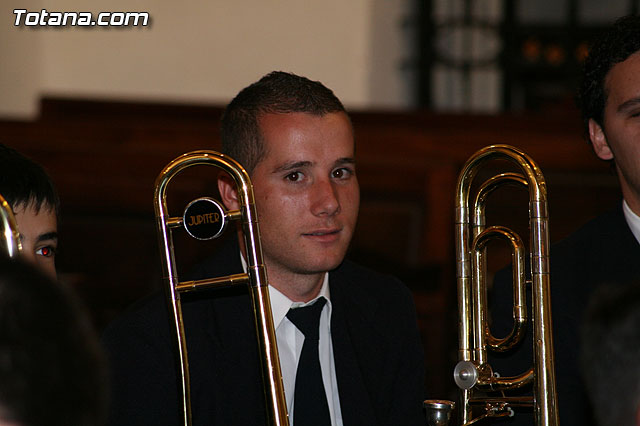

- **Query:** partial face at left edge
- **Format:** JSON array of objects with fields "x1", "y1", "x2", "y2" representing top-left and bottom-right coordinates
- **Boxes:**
[{"x1": 13, "y1": 202, "x2": 58, "y2": 280}]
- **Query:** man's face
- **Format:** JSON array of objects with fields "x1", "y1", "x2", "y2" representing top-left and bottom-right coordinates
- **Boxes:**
[
  {"x1": 13, "y1": 202, "x2": 58, "y2": 279},
  {"x1": 248, "y1": 111, "x2": 359, "y2": 283},
  {"x1": 590, "y1": 51, "x2": 640, "y2": 213}
]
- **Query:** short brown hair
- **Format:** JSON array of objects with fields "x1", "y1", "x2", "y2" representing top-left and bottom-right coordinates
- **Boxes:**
[{"x1": 220, "y1": 71, "x2": 347, "y2": 174}]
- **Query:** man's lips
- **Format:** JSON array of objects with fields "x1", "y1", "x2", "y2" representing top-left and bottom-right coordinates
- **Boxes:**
[{"x1": 302, "y1": 228, "x2": 342, "y2": 241}]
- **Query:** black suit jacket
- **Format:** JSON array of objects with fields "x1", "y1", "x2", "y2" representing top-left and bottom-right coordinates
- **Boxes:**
[
  {"x1": 102, "y1": 237, "x2": 425, "y2": 426},
  {"x1": 490, "y1": 205, "x2": 640, "y2": 426}
]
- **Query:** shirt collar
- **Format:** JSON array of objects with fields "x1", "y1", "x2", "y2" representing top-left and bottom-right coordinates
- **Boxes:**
[
  {"x1": 622, "y1": 200, "x2": 640, "y2": 245},
  {"x1": 239, "y1": 251, "x2": 332, "y2": 328}
]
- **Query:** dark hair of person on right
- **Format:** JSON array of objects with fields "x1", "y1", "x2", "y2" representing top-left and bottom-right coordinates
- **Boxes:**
[
  {"x1": 0, "y1": 144, "x2": 59, "y2": 217},
  {"x1": 220, "y1": 71, "x2": 347, "y2": 174},
  {"x1": 580, "y1": 281, "x2": 640, "y2": 426},
  {"x1": 576, "y1": 14, "x2": 640, "y2": 140},
  {"x1": 0, "y1": 257, "x2": 107, "y2": 426}
]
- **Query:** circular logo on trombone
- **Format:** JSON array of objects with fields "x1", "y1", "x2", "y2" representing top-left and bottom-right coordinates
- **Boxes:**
[{"x1": 183, "y1": 197, "x2": 227, "y2": 240}]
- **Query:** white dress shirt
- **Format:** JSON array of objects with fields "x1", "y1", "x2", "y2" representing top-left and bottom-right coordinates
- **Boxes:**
[
  {"x1": 622, "y1": 200, "x2": 640, "y2": 244},
  {"x1": 240, "y1": 254, "x2": 343, "y2": 426}
]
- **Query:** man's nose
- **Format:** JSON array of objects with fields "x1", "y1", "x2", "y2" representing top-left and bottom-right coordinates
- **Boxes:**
[{"x1": 310, "y1": 179, "x2": 340, "y2": 217}]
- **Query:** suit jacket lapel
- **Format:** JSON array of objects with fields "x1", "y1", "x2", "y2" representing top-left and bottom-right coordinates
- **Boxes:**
[
  {"x1": 329, "y1": 265, "x2": 378, "y2": 426},
  {"x1": 209, "y1": 288, "x2": 265, "y2": 423}
]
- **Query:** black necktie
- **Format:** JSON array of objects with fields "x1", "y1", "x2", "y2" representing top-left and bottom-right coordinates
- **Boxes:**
[{"x1": 286, "y1": 297, "x2": 331, "y2": 426}]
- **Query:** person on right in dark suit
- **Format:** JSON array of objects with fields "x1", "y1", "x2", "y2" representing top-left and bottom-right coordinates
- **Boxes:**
[
  {"x1": 490, "y1": 14, "x2": 640, "y2": 426},
  {"x1": 580, "y1": 281, "x2": 640, "y2": 426}
]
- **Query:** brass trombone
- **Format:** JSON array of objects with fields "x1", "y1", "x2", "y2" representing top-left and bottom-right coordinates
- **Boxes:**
[
  {"x1": 424, "y1": 145, "x2": 559, "y2": 426},
  {"x1": 0, "y1": 194, "x2": 22, "y2": 257},
  {"x1": 154, "y1": 150, "x2": 289, "y2": 426}
]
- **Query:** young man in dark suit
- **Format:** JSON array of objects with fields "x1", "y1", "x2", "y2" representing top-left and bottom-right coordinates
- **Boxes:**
[
  {"x1": 103, "y1": 71, "x2": 426, "y2": 426},
  {"x1": 490, "y1": 15, "x2": 640, "y2": 426}
]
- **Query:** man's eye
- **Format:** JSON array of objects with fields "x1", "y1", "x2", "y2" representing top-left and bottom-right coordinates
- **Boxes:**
[
  {"x1": 36, "y1": 246, "x2": 55, "y2": 257},
  {"x1": 285, "y1": 172, "x2": 303, "y2": 182},
  {"x1": 332, "y1": 168, "x2": 352, "y2": 179}
]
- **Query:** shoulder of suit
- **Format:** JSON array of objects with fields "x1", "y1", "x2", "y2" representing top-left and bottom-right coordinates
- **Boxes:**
[
  {"x1": 552, "y1": 206, "x2": 632, "y2": 255},
  {"x1": 332, "y1": 259, "x2": 412, "y2": 299}
]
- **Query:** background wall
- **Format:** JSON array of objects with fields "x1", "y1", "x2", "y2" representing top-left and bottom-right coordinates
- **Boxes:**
[{"x1": 1, "y1": 0, "x2": 415, "y2": 119}]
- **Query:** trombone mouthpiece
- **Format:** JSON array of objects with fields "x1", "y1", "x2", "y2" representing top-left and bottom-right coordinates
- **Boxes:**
[{"x1": 423, "y1": 400, "x2": 455, "y2": 426}]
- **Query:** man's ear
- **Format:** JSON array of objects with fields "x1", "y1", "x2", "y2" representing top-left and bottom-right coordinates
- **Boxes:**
[
  {"x1": 589, "y1": 118, "x2": 614, "y2": 160},
  {"x1": 218, "y1": 172, "x2": 240, "y2": 211}
]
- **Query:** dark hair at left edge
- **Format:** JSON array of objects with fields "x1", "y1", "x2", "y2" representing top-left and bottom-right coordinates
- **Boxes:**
[{"x1": 0, "y1": 144, "x2": 60, "y2": 216}]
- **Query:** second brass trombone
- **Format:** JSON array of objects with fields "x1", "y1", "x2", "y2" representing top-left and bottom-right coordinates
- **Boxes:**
[{"x1": 425, "y1": 144, "x2": 559, "y2": 426}]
